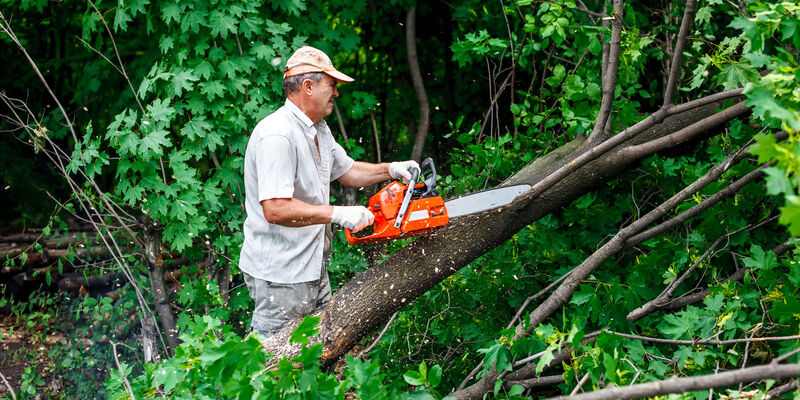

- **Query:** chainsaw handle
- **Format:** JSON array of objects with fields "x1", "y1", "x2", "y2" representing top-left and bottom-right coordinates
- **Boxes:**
[
  {"x1": 393, "y1": 166, "x2": 420, "y2": 229},
  {"x1": 420, "y1": 158, "x2": 437, "y2": 197}
]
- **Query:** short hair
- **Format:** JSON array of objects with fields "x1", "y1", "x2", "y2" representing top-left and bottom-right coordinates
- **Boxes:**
[{"x1": 283, "y1": 72, "x2": 325, "y2": 96}]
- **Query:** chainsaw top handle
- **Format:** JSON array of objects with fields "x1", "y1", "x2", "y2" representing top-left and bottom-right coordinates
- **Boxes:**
[
  {"x1": 420, "y1": 157, "x2": 438, "y2": 197},
  {"x1": 393, "y1": 164, "x2": 420, "y2": 229}
]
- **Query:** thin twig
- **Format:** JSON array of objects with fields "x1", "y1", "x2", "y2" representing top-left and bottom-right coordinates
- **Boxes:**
[
  {"x1": 370, "y1": 111, "x2": 382, "y2": 163},
  {"x1": 0, "y1": 12, "x2": 78, "y2": 144},
  {"x1": 86, "y1": 0, "x2": 144, "y2": 114},
  {"x1": 357, "y1": 312, "x2": 397, "y2": 359},
  {"x1": 110, "y1": 341, "x2": 136, "y2": 400},
  {"x1": 571, "y1": 372, "x2": 591, "y2": 396},
  {"x1": 0, "y1": 371, "x2": 17, "y2": 400}
]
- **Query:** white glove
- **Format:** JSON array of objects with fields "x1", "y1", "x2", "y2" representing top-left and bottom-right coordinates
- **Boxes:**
[
  {"x1": 389, "y1": 160, "x2": 420, "y2": 183},
  {"x1": 331, "y1": 206, "x2": 374, "y2": 232}
]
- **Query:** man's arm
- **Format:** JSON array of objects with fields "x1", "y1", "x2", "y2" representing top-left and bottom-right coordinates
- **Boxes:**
[
  {"x1": 261, "y1": 198, "x2": 374, "y2": 231},
  {"x1": 338, "y1": 160, "x2": 420, "y2": 187},
  {"x1": 337, "y1": 161, "x2": 391, "y2": 188},
  {"x1": 261, "y1": 198, "x2": 333, "y2": 227}
]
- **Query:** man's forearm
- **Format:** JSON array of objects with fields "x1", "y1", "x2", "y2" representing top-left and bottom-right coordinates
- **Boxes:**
[
  {"x1": 338, "y1": 161, "x2": 392, "y2": 188},
  {"x1": 261, "y1": 198, "x2": 333, "y2": 227}
]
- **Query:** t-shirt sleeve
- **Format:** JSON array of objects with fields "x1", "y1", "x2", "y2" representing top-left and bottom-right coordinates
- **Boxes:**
[
  {"x1": 256, "y1": 134, "x2": 296, "y2": 201},
  {"x1": 330, "y1": 140, "x2": 354, "y2": 181}
]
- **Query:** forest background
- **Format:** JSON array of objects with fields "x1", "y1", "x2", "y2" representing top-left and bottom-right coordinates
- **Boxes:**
[{"x1": 1, "y1": 0, "x2": 800, "y2": 399}]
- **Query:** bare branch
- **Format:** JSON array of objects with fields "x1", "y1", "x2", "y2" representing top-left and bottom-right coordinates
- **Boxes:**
[
  {"x1": 110, "y1": 341, "x2": 136, "y2": 400},
  {"x1": 0, "y1": 371, "x2": 16, "y2": 400},
  {"x1": 767, "y1": 379, "x2": 799, "y2": 399},
  {"x1": 546, "y1": 363, "x2": 800, "y2": 400},
  {"x1": 86, "y1": 0, "x2": 145, "y2": 114},
  {"x1": 511, "y1": 91, "x2": 740, "y2": 212},
  {"x1": 370, "y1": 111, "x2": 382, "y2": 163},
  {"x1": 586, "y1": 0, "x2": 623, "y2": 145},
  {"x1": 663, "y1": 0, "x2": 699, "y2": 106},
  {"x1": 625, "y1": 155, "x2": 777, "y2": 248},
  {"x1": 332, "y1": 100, "x2": 349, "y2": 141},
  {"x1": 0, "y1": 12, "x2": 78, "y2": 144},
  {"x1": 357, "y1": 312, "x2": 397, "y2": 359},
  {"x1": 620, "y1": 101, "x2": 750, "y2": 159},
  {"x1": 506, "y1": 374, "x2": 565, "y2": 389}
]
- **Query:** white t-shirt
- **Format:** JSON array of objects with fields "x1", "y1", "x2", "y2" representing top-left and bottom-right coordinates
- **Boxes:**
[{"x1": 239, "y1": 99, "x2": 354, "y2": 283}]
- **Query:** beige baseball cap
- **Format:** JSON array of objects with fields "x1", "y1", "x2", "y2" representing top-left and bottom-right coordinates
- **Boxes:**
[{"x1": 283, "y1": 46, "x2": 354, "y2": 83}]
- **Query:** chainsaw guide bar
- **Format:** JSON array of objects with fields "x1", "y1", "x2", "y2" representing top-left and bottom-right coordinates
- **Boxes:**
[{"x1": 344, "y1": 158, "x2": 531, "y2": 244}]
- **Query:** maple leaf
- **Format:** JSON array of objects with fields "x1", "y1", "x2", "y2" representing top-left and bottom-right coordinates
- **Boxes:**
[
  {"x1": 209, "y1": 11, "x2": 237, "y2": 38},
  {"x1": 139, "y1": 129, "x2": 172, "y2": 156},
  {"x1": 171, "y1": 69, "x2": 199, "y2": 97},
  {"x1": 161, "y1": 2, "x2": 181, "y2": 25}
]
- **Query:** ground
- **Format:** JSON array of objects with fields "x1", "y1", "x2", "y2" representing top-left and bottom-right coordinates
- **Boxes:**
[{"x1": 0, "y1": 309, "x2": 68, "y2": 399}]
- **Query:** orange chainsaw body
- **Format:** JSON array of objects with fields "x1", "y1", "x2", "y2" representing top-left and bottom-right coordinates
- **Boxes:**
[{"x1": 345, "y1": 180, "x2": 449, "y2": 244}]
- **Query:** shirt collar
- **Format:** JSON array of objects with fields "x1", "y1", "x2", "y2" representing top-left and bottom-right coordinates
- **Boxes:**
[{"x1": 285, "y1": 98, "x2": 315, "y2": 129}]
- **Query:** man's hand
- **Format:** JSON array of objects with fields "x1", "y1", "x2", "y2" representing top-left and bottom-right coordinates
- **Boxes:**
[
  {"x1": 331, "y1": 206, "x2": 374, "y2": 232},
  {"x1": 389, "y1": 160, "x2": 420, "y2": 183}
]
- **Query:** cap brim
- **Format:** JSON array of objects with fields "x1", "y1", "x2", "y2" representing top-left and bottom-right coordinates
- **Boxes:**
[{"x1": 325, "y1": 70, "x2": 354, "y2": 83}]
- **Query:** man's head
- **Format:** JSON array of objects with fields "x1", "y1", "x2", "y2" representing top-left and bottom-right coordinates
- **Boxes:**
[
  {"x1": 283, "y1": 46, "x2": 353, "y2": 123},
  {"x1": 283, "y1": 46, "x2": 354, "y2": 84}
]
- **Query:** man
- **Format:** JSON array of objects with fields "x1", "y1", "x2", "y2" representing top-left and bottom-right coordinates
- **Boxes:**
[{"x1": 240, "y1": 46, "x2": 418, "y2": 338}]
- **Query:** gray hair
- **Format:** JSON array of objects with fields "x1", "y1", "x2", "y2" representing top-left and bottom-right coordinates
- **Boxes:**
[{"x1": 283, "y1": 72, "x2": 325, "y2": 96}]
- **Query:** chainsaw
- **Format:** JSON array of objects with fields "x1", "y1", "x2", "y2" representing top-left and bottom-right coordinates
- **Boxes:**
[{"x1": 344, "y1": 158, "x2": 530, "y2": 244}]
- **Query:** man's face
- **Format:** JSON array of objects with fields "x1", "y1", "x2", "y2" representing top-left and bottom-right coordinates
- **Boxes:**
[{"x1": 308, "y1": 74, "x2": 339, "y2": 122}]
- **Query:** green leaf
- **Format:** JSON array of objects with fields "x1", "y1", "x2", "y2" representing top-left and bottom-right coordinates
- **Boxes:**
[
  {"x1": 171, "y1": 70, "x2": 199, "y2": 97},
  {"x1": 742, "y1": 244, "x2": 778, "y2": 270},
  {"x1": 209, "y1": 11, "x2": 237, "y2": 38},
  {"x1": 113, "y1": 7, "x2": 132, "y2": 32},
  {"x1": 159, "y1": 36, "x2": 174, "y2": 54},
  {"x1": 479, "y1": 342, "x2": 513, "y2": 373},
  {"x1": 403, "y1": 370, "x2": 425, "y2": 386},
  {"x1": 535, "y1": 346, "x2": 555, "y2": 374},
  {"x1": 161, "y1": 2, "x2": 182, "y2": 25},
  {"x1": 290, "y1": 315, "x2": 320, "y2": 345},
  {"x1": 139, "y1": 129, "x2": 172, "y2": 156},
  {"x1": 200, "y1": 81, "x2": 226, "y2": 101},
  {"x1": 146, "y1": 98, "x2": 175, "y2": 122},
  {"x1": 427, "y1": 364, "x2": 442, "y2": 388},
  {"x1": 764, "y1": 167, "x2": 792, "y2": 196},
  {"x1": 778, "y1": 200, "x2": 800, "y2": 236}
]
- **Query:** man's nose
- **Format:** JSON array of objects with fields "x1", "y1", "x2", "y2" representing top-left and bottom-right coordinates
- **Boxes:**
[{"x1": 332, "y1": 86, "x2": 339, "y2": 97}]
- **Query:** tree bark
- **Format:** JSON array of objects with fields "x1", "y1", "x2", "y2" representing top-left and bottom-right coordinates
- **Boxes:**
[{"x1": 142, "y1": 217, "x2": 179, "y2": 353}]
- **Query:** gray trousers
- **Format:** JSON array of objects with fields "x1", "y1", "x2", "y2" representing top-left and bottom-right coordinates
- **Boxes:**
[{"x1": 243, "y1": 263, "x2": 332, "y2": 338}]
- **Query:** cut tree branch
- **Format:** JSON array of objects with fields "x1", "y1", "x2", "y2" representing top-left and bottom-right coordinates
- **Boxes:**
[
  {"x1": 586, "y1": 0, "x2": 623, "y2": 145},
  {"x1": 663, "y1": 0, "x2": 698, "y2": 106},
  {"x1": 546, "y1": 363, "x2": 800, "y2": 400}
]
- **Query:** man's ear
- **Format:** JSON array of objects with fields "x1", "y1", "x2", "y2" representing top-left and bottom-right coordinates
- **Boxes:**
[{"x1": 302, "y1": 79, "x2": 313, "y2": 95}]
